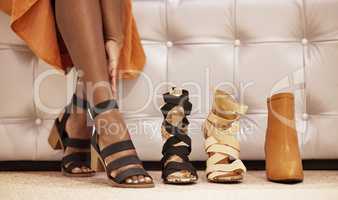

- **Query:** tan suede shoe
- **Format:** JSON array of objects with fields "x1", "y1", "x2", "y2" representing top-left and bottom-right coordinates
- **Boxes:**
[{"x1": 265, "y1": 93, "x2": 304, "y2": 183}]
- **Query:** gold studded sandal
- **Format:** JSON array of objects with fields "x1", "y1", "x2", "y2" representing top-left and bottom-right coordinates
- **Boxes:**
[
  {"x1": 160, "y1": 87, "x2": 198, "y2": 184},
  {"x1": 203, "y1": 89, "x2": 247, "y2": 183}
]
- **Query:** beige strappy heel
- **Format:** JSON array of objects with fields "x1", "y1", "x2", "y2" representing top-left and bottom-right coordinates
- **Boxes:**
[{"x1": 203, "y1": 89, "x2": 247, "y2": 183}]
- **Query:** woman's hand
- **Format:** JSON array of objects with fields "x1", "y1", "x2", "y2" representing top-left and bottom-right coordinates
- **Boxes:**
[{"x1": 105, "y1": 40, "x2": 121, "y2": 96}]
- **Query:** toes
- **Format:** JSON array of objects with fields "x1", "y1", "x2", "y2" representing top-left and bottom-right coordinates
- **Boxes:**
[
  {"x1": 81, "y1": 166, "x2": 95, "y2": 173},
  {"x1": 138, "y1": 175, "x2": 145, "y2": 183},
  {"x1": 125, "y1": 178, "x2": 133, "y2": 184},
  {"x1": 145, "y1": 176, "x2": 152, "y2": 183},
  {"x1": 81, "y1": 167, "x2": 89, "y2": 173},
  {"x1": 132, "y1": 176, "x2": 139, "y2": 184},
  {"x1": 71, "y1": 167, "x2": 82, "y2": 174}
]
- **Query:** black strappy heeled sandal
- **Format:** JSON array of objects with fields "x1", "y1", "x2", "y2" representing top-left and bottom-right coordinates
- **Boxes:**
[
  {"x1": 48, "y1": 95, "x2": 94, "y2": 177},
  {"x1": 89, "y1": 99, "x2": 154, "y2": 188},
  {"x1": 160, "y1": 87, "x2": 198, "y2": 184}
]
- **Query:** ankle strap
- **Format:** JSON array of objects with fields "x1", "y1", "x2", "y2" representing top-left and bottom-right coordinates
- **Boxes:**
[
  {"x1": 161, "y1": 89, "x2": 192, "y2": 116},
  {"x1": 162, "y1": 89, "x2": 189, "y2": 105},
  {"x1": 72, "y1": 95, "x2": 90, "y2": 109},
  {"x1": 90, "y1": 99, "x2": 119, "y2": 119},
  {"x1": 64, "y1": 95, "x2": 90, "y2": 114}
]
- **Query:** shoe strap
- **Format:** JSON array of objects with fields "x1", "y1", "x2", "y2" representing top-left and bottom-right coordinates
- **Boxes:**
[
  {"x1": 204, "y1": 121, "x2": 240, "y2": 151},
  {"x1": 62, "y1": 152, "x2": 91, "y2": 173},
  {"x1": 207, "y1": 112, "x2": 239, "y2": 127},
  {"x1": 59, "y1": 95, "x2": 89, "y2": 136},
  {"x1": 91, "y1": 131, "x2": 150, "y2": 184},
  {"x1": 65, "y1": 95, "x2": 90, "y2": 113},
  {"x1": 63, "y1": 138, "x2": 91, "y2": 149},
  {"x1": 162, "y1": 120, "x2": 188, "y2": 136},
  {"x1": 90, "y1": 99, "x2": 119, "y2": 119},
  {"x1": 206, "y1": 159, "x2": 247, "y2": 177},
  {"x1": 160, "y1": 89, "x2": 192, "y2": 118},
  {"x1": 100, "y1": 140, "x2": 135, "y2": 160},
  {"x1": 56, "y1": 95, "x2": 91, "y2": 147},
  {"x1": 162, "y1": 88, "x2": 189, "y2": 105},
  {"x1": 106, "y1": 155, "x2": 142, "y2": 171},
  {"x1": 161, "y1": 124, "x2": 197, "y2": 179},
  {"x1": 160, "y1": 89, "x2": 192, "y2": 136},
  {"x1": 162, "y1": 161, "x2": 197, "y2": 179}
]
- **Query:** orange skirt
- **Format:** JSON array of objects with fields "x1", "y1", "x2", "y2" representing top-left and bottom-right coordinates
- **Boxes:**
[{"x1": 0, "y1": 0, "x2": 145, "y2": 79}]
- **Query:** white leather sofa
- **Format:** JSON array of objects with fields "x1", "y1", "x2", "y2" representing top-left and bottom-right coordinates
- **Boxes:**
[{"x1": 1, "y1": 0, "x2": 338, "y2": 162}]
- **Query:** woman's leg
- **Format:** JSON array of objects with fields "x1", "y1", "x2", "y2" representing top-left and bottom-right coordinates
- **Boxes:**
[
  {"x1": 100, "y1": 0, "x2": 193, "y2": 182},
  {"x1": 55, "y1": 0, "x2": 151, "y2": 184},
  {"x1": 100, "y1": 0, "x2": 124, "y2": 44}
]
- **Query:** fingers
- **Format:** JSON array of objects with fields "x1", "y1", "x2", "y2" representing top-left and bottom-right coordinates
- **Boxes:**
[
  {"x1": 111, "y1": 64, "x2": 117, "y2": 96},
  {"x1": 105, "y1": 40, "x2": 121, "y2": 97}
]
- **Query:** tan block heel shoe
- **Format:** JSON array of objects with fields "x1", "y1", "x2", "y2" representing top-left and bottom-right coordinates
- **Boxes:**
[{"x1": 265, "y1": 93, "x2": 304, "y2": 183}]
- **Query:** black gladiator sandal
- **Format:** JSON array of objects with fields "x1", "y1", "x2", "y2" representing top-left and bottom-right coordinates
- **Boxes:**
[
  {"x1": 160, "y1": 87, "x2": 198, "y2": 184},
  {"x1": 48, "y1": 95, "x2": 94, "y2": 177},
  {"x1": 90, "y1": 99, "x2": 154, "y2": 188}
]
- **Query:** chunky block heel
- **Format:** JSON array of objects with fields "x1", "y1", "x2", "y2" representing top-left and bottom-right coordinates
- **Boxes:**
[
  {"x1": 90, "y1": 146, "x2": 105, "y2": 172},
  {"x1": 48, "y1": 125, "x2": 62, "y2": 150}
]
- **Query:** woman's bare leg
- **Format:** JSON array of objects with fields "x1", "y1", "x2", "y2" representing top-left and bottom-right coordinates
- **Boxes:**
[
  {"x1": 100, "y1": 0, "x2": 192, "y2": 182},
  {"x1": 55, "y1": 0, "x2": 151, "y2": 184}
]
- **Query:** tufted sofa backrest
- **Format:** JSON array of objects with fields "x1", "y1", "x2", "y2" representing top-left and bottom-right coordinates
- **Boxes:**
[{"x1": 1, "y1": 0, "x2": 338, "y2": 161}]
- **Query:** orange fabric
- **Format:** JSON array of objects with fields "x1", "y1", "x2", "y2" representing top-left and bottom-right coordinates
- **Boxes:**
[{"x1": 0, "y1": 0, "x2": 146, "y2": 79}]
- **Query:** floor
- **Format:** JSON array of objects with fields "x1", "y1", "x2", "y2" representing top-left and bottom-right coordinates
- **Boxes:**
[{"x1": 0, "y1": 171, "x2": 338, "y2": 200}]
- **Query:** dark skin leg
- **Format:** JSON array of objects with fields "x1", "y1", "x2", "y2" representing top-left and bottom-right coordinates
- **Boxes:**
[{"x1": 55, "y1": 0, "x2": 152, "y2": 184}]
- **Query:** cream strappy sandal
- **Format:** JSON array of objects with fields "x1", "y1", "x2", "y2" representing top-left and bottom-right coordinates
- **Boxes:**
[{"x1": 202, "y1": 89, "x2": 247, "y2": 183}]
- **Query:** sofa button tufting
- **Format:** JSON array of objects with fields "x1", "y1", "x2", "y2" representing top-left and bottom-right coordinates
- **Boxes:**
[
  {"x1": 301, "y1": 38, "x2": 308, "y2": 45},
  {"x1": 234, "y1": 39, "x2": 241, "y2": 46},
  {"x1": 302, "y1": 113, "x2": 309, "y2": 121},
  {"x1": 35, "y1": 118, "x2": 42, "y2": 125},
  {"x1": 166, "y1": 41, "x2": 173, "y2": 48}
]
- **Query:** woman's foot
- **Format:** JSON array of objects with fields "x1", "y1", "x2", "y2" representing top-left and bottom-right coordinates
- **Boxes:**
[
  {"x1": 57, "y1": 96, "x2": 94, "y2": 174},
  {"x1": 48, "y1": 95, "x2": 95, "y2": 176},
  {"x1": 58, "y1": 107, "x2": 94, "y2": 174},
  {"x1": 94, "y1": 106, "x2": 153, "y2": 185}
]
